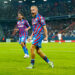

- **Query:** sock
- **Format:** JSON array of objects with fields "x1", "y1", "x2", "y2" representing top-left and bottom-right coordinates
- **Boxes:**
[
  {"x1": 31, "y1": 59, "x2": 35, "y2": 65},
  {"x1": 43, "y1": 56, "x2": 50, "y2": 63},
  {"x1": 23, "y1": 46, "x2": 27, "y2": 54}
]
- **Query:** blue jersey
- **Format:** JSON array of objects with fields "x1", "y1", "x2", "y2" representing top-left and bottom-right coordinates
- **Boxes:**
[
  {"x1": 32, "y1": 13, "x2": 46, "y2": 37},
  {"x1": 16, "y1": 19, "x2": 30, "y2": 44},
  {"x1": 32, "y1": 13, "x2": 46, "y2": 48},
  {"x1": 17, "y1": 19, "x2": 30, "y2": 37}
]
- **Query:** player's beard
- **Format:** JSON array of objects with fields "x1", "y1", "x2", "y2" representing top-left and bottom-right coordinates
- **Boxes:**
[
  {"x1": 31, "y1": 13, "x2": 36, "y2": 17},
  {"x1": 18, "y1": 17, "x2": 22, "y2": 20}
]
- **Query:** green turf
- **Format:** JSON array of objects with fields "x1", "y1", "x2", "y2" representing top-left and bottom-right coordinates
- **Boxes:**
[{"x1": 0, "y1": 42, "x2": 75, "y2": 75}]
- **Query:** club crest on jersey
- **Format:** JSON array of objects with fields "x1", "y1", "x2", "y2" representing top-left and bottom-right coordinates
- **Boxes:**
[{"x1": 32, "y1": 18, "x2": 38, "y2": 25}]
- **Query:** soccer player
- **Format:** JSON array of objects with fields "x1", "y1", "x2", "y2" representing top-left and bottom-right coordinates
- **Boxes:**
[
  {"x1": 13, "y1": 12, "x2": 31, "y2": 58},
  {"x1": 26, "y1": 6, "x2": 54, "y2": 69},
  {"x1": 57, "y1": 32, "x2": 62, "y2": 44}
]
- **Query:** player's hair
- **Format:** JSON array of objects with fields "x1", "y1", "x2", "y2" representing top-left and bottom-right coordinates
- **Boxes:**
[
  {"x1": 17, "y1": 11, "x2": 25, "y2": 20},
  {"x1": 31, "y1": 6, "x2": 38, "y2": 11}
]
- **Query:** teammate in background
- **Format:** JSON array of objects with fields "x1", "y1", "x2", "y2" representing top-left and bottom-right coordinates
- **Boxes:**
[
  {"x1": 12, "y1": 12, "x2": 31, "y2": 58},
  {"x1": 26, "y1": 6, "x2": 54, "y2": 69},
  {"x1": 57, "y1": 32, "x2": 62, "y2": 44}
]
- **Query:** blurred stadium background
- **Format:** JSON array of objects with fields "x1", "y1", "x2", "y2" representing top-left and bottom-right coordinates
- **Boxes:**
[
  {"x1": 0, "y1": 1, "x2": 75, "y2": 75},
  {"x1": 0, "y1": 0, "x2": 75, "y2": 42}
]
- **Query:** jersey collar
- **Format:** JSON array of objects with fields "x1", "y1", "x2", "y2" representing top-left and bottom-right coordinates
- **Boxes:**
[
  {"x1": 36, "y1": 13, "x2": 39, "y2": 18},
  {"x1": 33, "y1": 13, "x2": 39, "y2": 18}
]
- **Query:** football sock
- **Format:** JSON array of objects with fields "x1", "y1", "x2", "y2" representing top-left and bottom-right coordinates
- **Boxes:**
[
  {"x1": 31, "y1": 59, "x2": 35, "y2": 65},
  {"x1": 26, "y1": 48, "x2": 29, "y2": 55},
  {"x1": 23, "y1": 46, "x2": 27, "y2": 54},
  {"x1": 43, "y1": 56, "x2": 50, "y2": 63}
]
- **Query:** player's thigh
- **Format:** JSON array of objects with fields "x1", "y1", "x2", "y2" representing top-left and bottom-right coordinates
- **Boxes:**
[{"x1": 19, "y1": 36, "x2": 25, "y2": 46}]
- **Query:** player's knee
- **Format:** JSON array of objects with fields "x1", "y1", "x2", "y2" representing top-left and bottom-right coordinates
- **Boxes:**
[
  {"x1": 30, "y1": 45, "x2": 35, "y2": 54},
  {"x1": 31, "y1": 48, "x2": 35, "y2": 55},
  {"x1": 30, "y1": 48, "x2": 34, "y2": 53},
  {"x1": 37, "y1": 50, "x2": 40, "y2": 54},
  {"x1": 31, "y1": 52, "x2": 35, "y2": 55},
  {"x1": 21, "y1": 42, "x2": 24, "y2": 47}
]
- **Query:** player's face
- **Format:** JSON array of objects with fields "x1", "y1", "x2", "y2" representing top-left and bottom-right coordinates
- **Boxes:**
[
  {"x1": 31, "y1": 7, "x2": 38, "y2": 17},
  {"x1": 18, "y1": 14, "x2": 23, "y2": 20}
]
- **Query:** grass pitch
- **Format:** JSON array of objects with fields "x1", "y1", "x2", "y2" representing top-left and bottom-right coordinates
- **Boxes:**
[{"x1": 0, "y1": 42, "x2": 75, "y2": 75}]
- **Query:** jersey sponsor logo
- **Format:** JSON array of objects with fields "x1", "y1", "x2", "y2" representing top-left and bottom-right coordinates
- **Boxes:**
[
  {"x1": 17, "y1": 22, "x2": 20, "y2": 24},
  {"x1": 18, "y1": 25, "x2": 24, "y2": 27},
  {"x1": 22, "y1": 21, "x2": 24, "y2": 24}
]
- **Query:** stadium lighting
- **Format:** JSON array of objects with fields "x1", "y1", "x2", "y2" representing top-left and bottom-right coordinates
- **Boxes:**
[
  {"x1": 32, "y1": 1, "x2": 35, "y2": 3},
  {"x1": 4, "y1": 1, "x2": 8, "y2": 4},
  {"x1": 9, "y1": 0, "x2": 11, "y2": 2},
  {"x1": 18, "y1": 1, "x2": 23, "y2": 3},
  {"x1": 68, "y1": 0, "x2": 71, "y2": 3},
  {"x1": 24, "y1": 0, "x2": 26, "y2": 1},
  {"x1": 43, "y1": 0, "x2": 47, "y2": 2}
]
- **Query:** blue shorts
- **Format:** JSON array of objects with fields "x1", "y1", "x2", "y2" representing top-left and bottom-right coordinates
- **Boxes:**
[
  {"x1": 32, "y1": 34, "x2": 43, "y2": 48},
  {"x1": 19, "y1": 35, "x2": 27, "y2": 44}
]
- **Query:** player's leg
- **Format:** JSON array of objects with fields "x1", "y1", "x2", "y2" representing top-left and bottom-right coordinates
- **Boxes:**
[
  {"x1": 20, "y1": 36, "x2": 29, "y2": 58},
  {"x1": 36, "y1": 47, "x2": 54, "y2": 68},
  {"x1": 58, "y1": 37, "x2": 61, "y2": 44},
  {"x1": 26, "y1": 44, "x2": 36, "y2": 69},
  {"x1": 24, "y1": 43, "x2": 29, "y2": 58},
  {"x1": 21, "y1": 42, "x2": 27, "y2": 55},
  {"x1": 19, "y1": 37, "x2": 26, "y2": 54},
  {"x1": 35, "y1": 34, "x2": 54, "y2": 68},
  {"x1": 58, "y1": 34, "x2": 62, "y2": 44}
]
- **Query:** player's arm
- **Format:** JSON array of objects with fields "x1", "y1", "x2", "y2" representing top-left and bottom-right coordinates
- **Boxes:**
[
  {"x1": 40, "y1": 16, "x2": 48, "y2": 40},
  {"x1": 25, "y1": 20, "x2": 31, "y2": 31},
  {"x1": 27, "y1": 33, "x2": 33, "y2": 42},
  {"x1": 12, "y1": 25, "x2": 19, "y2": 36},
  {"x1": 25, "y1": 26, "x2": 31, "y2": 31},
  {"x1": 43, "y1": 25, "x2": 48, "y2": 41}
]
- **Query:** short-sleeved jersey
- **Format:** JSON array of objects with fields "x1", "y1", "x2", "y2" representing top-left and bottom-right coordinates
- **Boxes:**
[
  {"x1": 17, "y1": 19, "x2": 30, "y2": 37},
  {"x1": 32, "y1": 13, "x2": 46, "y2": 37}
]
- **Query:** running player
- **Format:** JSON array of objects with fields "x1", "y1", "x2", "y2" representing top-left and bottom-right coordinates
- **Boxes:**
[
  {"x1": 13, "y1": 12, "x2": 31, "y2": 58},
  {"x1": 26, "y1": 6, "x2": 54, "y2": 69}
]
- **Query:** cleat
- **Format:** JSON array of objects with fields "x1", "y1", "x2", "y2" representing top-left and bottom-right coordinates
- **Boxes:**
[
  {"x1": 24, "y1": 54, "x2": 29, "y2": 58},
  {"x1": 26, "y1": 64, "x2": 34, "y2": 69},
  {"x1": 48, "y1": 62, "x2": 54, "y2": 68}
]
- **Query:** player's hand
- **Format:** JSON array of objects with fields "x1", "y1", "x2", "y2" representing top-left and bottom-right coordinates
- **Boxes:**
[
  {"x1": 12, "y1": 33, "x2": 14, "y2": 36},
  {"x1": 12, "y1": 32, "x2": 16, "y2": 36},
  {"x1": 14, "y1": 29, "x2": 19, "y2": 31},
  {"x1": 25, "y1": 28, "x2": 29, "y2": 31},
  {"x1": 44, "y1": 37, "x2": 48, "y2": 41},
  {"x1": 27, "y1": 38, "x2": 31, "y2": 42}
]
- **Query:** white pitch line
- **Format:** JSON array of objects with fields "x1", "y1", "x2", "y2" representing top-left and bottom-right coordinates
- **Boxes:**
[{"x1": 44, "y1": 50, "x2": 75, "y2": 53}]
